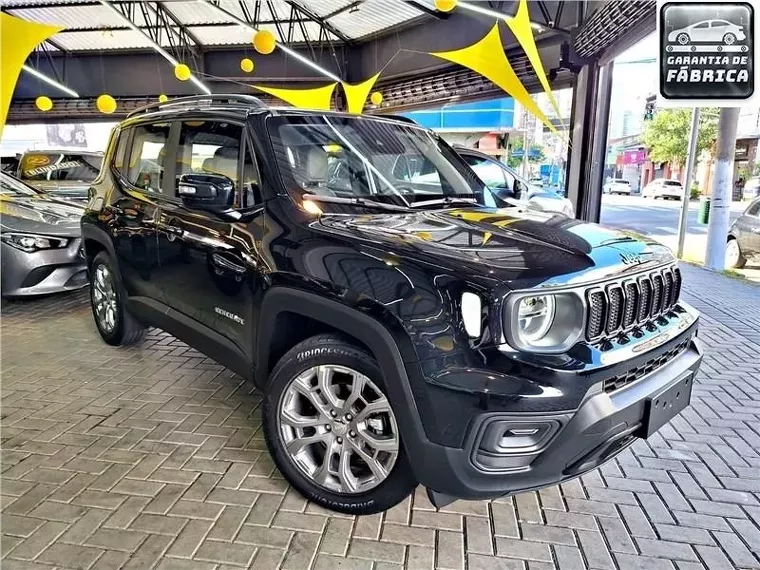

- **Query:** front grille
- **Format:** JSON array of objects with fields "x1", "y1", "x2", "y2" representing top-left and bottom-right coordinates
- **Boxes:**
[
  {"x1": 585, "y1": 265, "x2": 682, "y2": 342},
  {"x1": 603, "y1": 338, "x2": 691, "y2": 393}
]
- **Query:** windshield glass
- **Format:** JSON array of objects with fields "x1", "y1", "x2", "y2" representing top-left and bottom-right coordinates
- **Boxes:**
[
  {"x1": 267, "y1": 115, "x2": 488, "y2": 208},
  {"x1": 19, "y1": 152, "x2": 102, "y2": 182},
  {"x1": 0, "y1": 173, "x2": 38, "y2": 196}
]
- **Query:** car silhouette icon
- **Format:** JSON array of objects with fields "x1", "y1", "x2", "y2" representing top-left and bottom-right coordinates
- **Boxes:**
[{"x1": 668, "y1": 19, "x2": 746, "y2": 45}]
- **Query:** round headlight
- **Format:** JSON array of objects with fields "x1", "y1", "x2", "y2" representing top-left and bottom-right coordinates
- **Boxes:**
[{"x1": 517, "y1": 295, "x2": 555, "y2": 343}]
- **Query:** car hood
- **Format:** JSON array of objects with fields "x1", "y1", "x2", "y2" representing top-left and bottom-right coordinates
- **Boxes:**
[
  {"x1": 313, "y1": 206, "x2": 675, "y2": 289},
  {"x1": 24, "y1": 180, "x2": 91, "y2": 200},
  {"x1": 0, "y1": 195, "x2": 84, "y2": 236}
]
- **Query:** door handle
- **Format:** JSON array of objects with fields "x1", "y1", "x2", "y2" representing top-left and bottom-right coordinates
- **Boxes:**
[{"x1": 211, "y1": 252, "x2": 247, "y2": 274}]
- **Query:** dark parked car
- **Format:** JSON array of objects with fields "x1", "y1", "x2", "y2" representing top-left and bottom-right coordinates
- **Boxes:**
[
  {"x1": 82, "y1": 95, "x2": 703, "y2": 514},
  {"x1": 0, "y1": 172, "x2": 87, "y2": 297},
  {"x1": 726, "y1": 197, "x2": 760, "y2": 269},
  {"x1": 15, "y1": 149, "x2": 103, "y2": 202}
]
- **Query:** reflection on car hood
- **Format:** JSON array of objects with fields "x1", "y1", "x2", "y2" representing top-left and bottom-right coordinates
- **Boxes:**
[
  {"x1": 0, "y1": 194, "x2": 84, "y2": 236},
  {"x1": 24, "y1": 180, "x2": 91, "y2": 200},
  {"x1": 315, "y1": 206, "x2": 675, "y2": 289}
]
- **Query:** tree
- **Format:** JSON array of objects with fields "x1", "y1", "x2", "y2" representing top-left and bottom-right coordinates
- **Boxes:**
[
  {"x1": 507, "y1": 137, "x2": 546, "y2": 169},
  {"x1": 641, "y1": 108, "x2": 718, "y2": 166}
]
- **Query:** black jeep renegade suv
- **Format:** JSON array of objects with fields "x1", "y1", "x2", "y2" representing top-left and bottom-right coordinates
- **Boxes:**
[{"x1": 82, "y1": 95, "x2": 703, "y2": 515}]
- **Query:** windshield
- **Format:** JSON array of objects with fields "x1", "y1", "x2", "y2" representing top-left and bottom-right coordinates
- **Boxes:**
[
  {"x1": 0, "y1": 173, "x2": 39, "y2": 196},
  {"x1": 267, "y1": 115, "x2": 489, "y2": 208},
  {"x1": 19, "y1": 152, "x2": 102, "y2": 183}
]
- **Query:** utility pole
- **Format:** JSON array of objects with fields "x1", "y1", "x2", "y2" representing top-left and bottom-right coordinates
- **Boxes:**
[
  {"x1": 705, "y1": 107, "x2": 740, "y2": 270},
  {"x1": 676, "y1": 108, "x2": 700, "y2": 259}
]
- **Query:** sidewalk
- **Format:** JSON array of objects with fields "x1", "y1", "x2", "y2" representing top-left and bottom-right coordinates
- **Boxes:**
[
  {"x1": 2, "y1": 265, "x2": 760, "y2": 569},
  {"x1": 648, "y1": 232, "x2": 760, "y2": 284}
]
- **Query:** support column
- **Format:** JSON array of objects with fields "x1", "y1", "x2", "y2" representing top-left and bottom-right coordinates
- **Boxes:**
[
  {"x1": 565, "y1": 60, "x2": 614, "y2": 222},
  {"x1": 705, "y1": 107, "x2": 740, "y2": 270}
]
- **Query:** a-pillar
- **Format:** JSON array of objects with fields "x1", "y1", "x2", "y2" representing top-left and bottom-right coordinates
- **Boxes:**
[{"x1": 565, "y1": 60, "x2": 614, "y2": 222}]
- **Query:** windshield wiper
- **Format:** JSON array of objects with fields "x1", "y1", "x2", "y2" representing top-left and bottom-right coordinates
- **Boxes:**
[
  {"x1": 409, "y1": 196, "x2": 480, "y2": 209},
  {"x1": 303, "y1": 194, "x2": 410, "y2": 212}
]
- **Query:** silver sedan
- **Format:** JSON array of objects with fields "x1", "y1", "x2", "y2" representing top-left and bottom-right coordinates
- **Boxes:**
[{"x1": 0, "y1": 172, "x2": 87, "y2": 297}]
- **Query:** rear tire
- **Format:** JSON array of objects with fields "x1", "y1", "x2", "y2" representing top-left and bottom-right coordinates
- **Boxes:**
[
  {"x1": 89, "y1": 251, "x2": 146, "y2": 346},
  {"x1": 262, "y1": 333, "x2": 417, "y2": 515},
  {"x1": 725, "y1": 238, "x2": 747, "y2": 269}
]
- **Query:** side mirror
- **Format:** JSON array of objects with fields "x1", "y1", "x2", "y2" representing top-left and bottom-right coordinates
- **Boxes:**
[
  {"x1": 513, "y1": 180, "x2": 524, "y2": 199},
  {"x1": 177, "y1": 173, "x2": 234, "y2": 211}
]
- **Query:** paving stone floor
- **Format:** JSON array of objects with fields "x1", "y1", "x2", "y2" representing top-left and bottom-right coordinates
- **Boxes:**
[{"x1": 2, "y1": 264, "x2": 760, "y2": 570}]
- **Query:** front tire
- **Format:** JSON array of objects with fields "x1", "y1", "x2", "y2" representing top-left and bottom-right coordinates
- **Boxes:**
[
  {"x1": 89, "y1": 251, "x2": 146, "y2": 346},
  {"x1": 677, "y1": 32, "x2": 690, "y2": 45},
  {"x1": 262, "y1": 333, "x2": 417, "y2": 515},
  {"x1": 726, "y1": 238, "x2": 747, "y2": 269}
]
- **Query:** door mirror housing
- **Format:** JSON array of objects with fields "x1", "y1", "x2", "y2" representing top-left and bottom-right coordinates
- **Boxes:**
[
  {"x1": 514, "y1": 179, "x2": 525, "y2": 199},
  {"x1": 177, "y1": 173, "x2": 234, "y2": 210}
]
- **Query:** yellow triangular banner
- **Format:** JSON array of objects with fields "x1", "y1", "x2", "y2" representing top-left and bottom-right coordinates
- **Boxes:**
[
  {"x1": 342, "y1": 73, "x2": 380, "y2": 114},
  {"x1": 0, "y1": 13, "x2": 63, "y2": 136},
  {"x1": 253, "y1": 83, "x2": 337, "y2": 111},
  {"x1": 504, "y1": 0, "x2": 563, "y2": 127},
  {"x1": 430, "y1": 23, "x2": 558, "y2": 135}
]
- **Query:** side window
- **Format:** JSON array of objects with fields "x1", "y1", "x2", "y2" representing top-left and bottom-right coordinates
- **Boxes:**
[
  {"x1": 126, "y1": 123, "x2": 171, "y2": 193},
  {"x1": 175, "y1": 120, "x2": 257, "y2": 207},
  {"x1": 112, "y1": 128, "x2": 130, "y2": 174},
  {"x1": 694, "y1": 22, "x2": 709, "y2": 28},
  {"x1": 463, "y1": 155, "x2": 508, "y2": 189}
]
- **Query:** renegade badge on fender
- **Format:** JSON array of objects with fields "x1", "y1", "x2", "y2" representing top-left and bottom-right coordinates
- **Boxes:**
[{"x1": 82, "y1": 95, "x2": 703, "y2": 514}]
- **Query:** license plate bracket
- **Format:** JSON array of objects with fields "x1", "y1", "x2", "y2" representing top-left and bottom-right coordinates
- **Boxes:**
[{"x1": 640, "y1": 372, "x2": 694, "y2": 439}]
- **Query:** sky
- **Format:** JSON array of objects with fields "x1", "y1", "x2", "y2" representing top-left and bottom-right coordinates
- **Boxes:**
[{"x1": 611, "y1": 33, "x2": 659, "y2": 104}]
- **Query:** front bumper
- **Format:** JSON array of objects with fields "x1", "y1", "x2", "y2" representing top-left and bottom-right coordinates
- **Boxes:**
[
  {"x1": 404, "y1": 314, "x2": 703, "y2": 503},
  {"x1": 1, "y1": 239, "x2": 88, "y2": 297}
]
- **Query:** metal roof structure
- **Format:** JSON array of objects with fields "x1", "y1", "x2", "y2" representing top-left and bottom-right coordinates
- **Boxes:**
[
  {"x1": 4, "y1": 0, "x2": 658, "y2": 122},
  {"x1": 3, "y1": 0, "x2": 434, "y2": 51}
]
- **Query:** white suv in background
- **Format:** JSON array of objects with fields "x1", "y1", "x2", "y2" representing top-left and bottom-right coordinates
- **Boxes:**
[
  {"x1": 603, "y1": 179, "x2": 632, "y2": 195},
  {"x1": 642, "y1": 179, "x2": 684, "y2": 200}
]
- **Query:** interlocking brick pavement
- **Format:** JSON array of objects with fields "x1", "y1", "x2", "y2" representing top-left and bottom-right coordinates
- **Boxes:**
[{"x1": 2, "y1": 264, "x2": 760, "y2": 570}]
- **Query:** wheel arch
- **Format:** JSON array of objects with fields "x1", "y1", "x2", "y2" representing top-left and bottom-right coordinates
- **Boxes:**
[
  {"x1": 81, "y1": 224, "x2": 118, "y2": 270},
  {"x1": 255, "y1": 287, "x2": 435, "y2": 470},
  {"x1": 255, "y1": 287, "x2": 416, "y2": 390}
]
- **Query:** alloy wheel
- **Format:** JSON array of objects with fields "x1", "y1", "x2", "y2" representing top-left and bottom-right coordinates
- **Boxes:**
[
  {"x1": 92, "y1": 264, "x2": 118, "y2": 333},
  {"x1": 278, "y1": 364, "x2": 399, "y2": 494},
  {"x1": 726, "y1": 240, "x2": 741, "y2": 268},
  {"x1": 724, "y1": 33, "x2": 736, "y2": 45},
  {"x1": 677, "y1": 33, "x2": 689, "y2": 45}
]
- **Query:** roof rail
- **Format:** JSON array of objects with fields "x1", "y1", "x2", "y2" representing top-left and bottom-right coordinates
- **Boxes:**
[
  {"x1": 382, "y1": 114, "x2": 417, "y2": 125},
  {"x1": 126, "y1": 94, "x2": 266, "y2": 119}
]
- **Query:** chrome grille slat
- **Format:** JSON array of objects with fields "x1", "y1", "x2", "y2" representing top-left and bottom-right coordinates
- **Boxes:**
[
  {"x1": 638, "y1": 276, "x2": 653, "y2": 321},
  {"x1": 652, "y1": 273, "x2": 664, "y2": 316},
  {"x1": 584, "y1": 265, "x2": 682, "y2": 342},
  {"x1": 623, "y1": 281, "x2": 638, "y2": 329},
  {"x1": 606, "y1": 285, "x2": 624, "y2": 334},
  {"x1": 586, "y1": 289, "x2": 606, "y2": 340}
]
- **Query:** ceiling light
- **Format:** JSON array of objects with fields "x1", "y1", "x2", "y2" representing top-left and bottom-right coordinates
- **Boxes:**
[
  {"x1": 22, "y1": 65, "x2": 79, "y2": 98},
  {"x1": 457, "y1": 1, "x2": 545, "y2": 30}
]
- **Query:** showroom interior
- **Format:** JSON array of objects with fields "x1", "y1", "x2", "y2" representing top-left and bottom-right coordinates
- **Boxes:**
[{"x1": 2, "y1": 1, "x2": 760, "y2": 570}]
